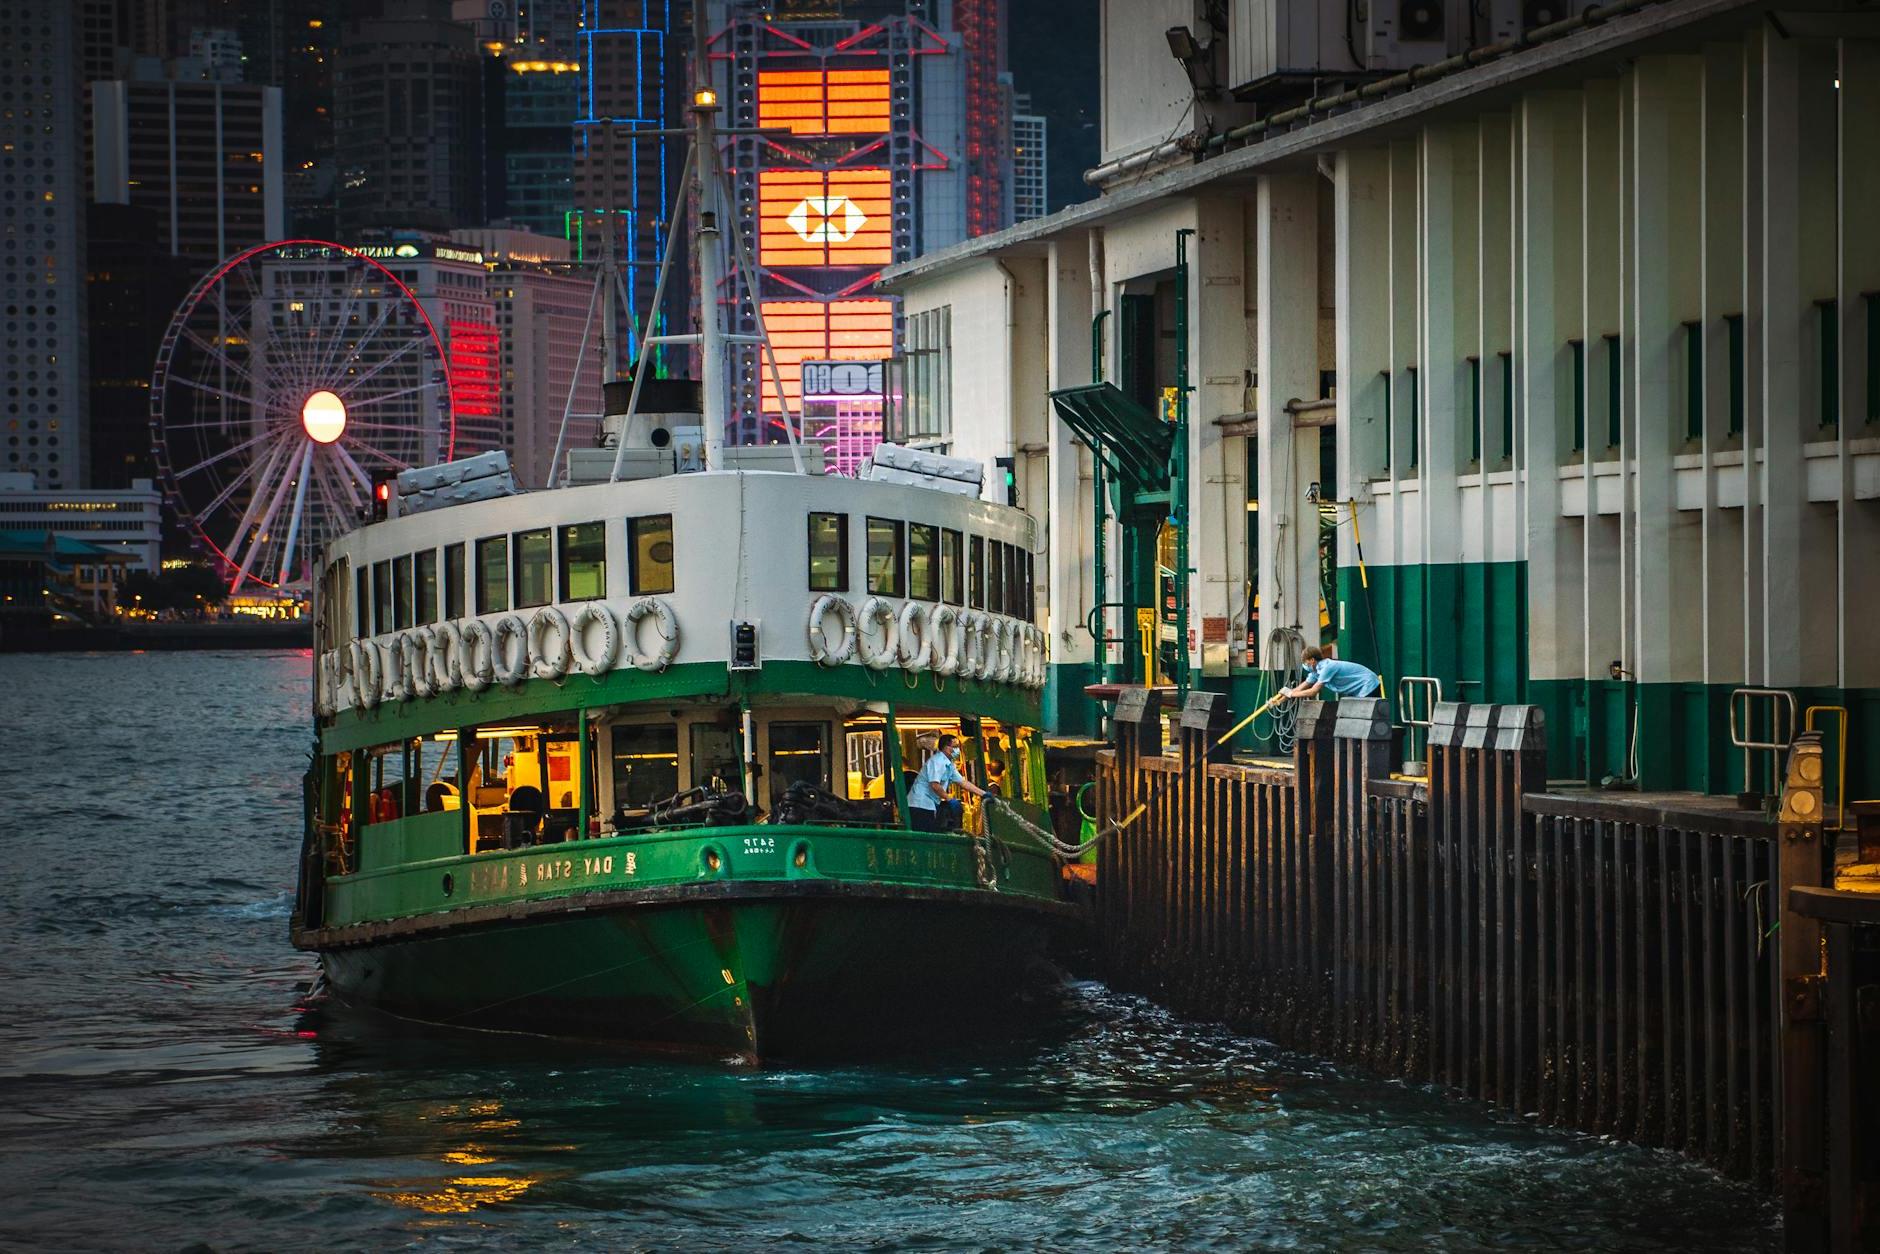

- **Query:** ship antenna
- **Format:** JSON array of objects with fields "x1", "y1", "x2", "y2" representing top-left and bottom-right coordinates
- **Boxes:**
[{"x1": 606, "y1": 0, "x2": 809, "y2": 480}]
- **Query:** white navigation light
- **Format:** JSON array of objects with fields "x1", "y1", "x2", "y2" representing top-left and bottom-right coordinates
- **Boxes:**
[{"x1": 301, "y1": 389, "x2": 347, "y2": 444}]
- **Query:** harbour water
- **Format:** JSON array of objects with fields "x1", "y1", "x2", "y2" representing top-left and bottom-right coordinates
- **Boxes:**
[{"x1": 0, "y1": 651, "x2": 1778, "y2": 1250}]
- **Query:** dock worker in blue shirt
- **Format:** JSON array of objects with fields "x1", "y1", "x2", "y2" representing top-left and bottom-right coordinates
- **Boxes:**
[
  {"x1": 908, "y1": 733, "x2": 990, "y2": 833},
  {"x1": 1280, "y1": 644, "x2": 1383, "y2": 701}
]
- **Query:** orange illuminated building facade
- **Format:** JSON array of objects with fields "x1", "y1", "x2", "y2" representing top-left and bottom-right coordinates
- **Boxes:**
[
  {"x1": 757, "y1": 169, "x2": 894, "y2": 268},
  {"x1": 758, "y1": 300, "x2": 895, "y2": 414},
  {"x1": 756, "y1": 70, "x2": 890, "y2": 136}
]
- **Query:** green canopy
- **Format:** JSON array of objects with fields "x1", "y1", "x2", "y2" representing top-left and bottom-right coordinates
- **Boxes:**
[{"x1": 1048, "y1": 382, "x2": 1173, "y2": 500}]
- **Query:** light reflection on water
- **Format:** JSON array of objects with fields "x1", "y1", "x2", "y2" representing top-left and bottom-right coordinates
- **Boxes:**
[{"x1": 0, "y1": 652, "x2": 1777, "y2": 1250}]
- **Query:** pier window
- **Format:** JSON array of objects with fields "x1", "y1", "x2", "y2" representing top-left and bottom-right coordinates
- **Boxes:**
[
  {"x1": 1468, "y1": 356, "x2": 1482, "y2": 464},
  {"x1": 941, "y1": 529, "x2": 963, "y2": 605},
  {"x1": 415, "y1": 548, "x2": 438, "y2": 624},
  {"x1": 611, "y1": 723, "x2": 679, "y2": 810},
  {"x1": 987, "y1": 540, "x2": 1005, "y2": 614},
  {"x1": 1817, "y1": 299, "x2": 1838, "y2": 428},
  {"x1": 558, "y1": 522, "x2": 606, "y2": 601},
  {"x1": 628, "y1": 513, "x2": 674, "y2": 595},
  {"x1": 767, "y1": 721, "x2": 830, "y2": 809},
  {"x1": 807, "y1": 511, "x2": 848, "y2": 592},
  {"x1": 392, "y1": 555, "x2": 413, "y2": 631},
  {"x1": 1604, "y1": 334, "x2": 1622, "y2": 449},
  {"x1": 476, "y1": 536, "x2": 509, "y2": 613},
  {"x1": 372, "y1": 560, "x2": 392, "y2": 634},
  {"x1": 1406, "y1": 366, "x2": 1419, "y2": 469},
  {"x1": 442, "y1": 542, "x2": 465, "y2": 619},
  {"x1": 909, "y1": 522, "x2": 938, "y2": 601},
  {"x1": 968, "y1": 535, "x2": 985, "y2": 609},
  {"x1": 1569, "y1": 339, "x2": 1586, "y2": 452},
  {"x1": 1725, "y1": 314, "x2": 1745, "y2": 437},
  {"x1": 513, "y1": 527, "x2": 551, "y2": 609},
  {"x1": 1499, "y1": 352, "x2": 1514, "y2": 460},
  {"x1": 865, "y1": 517, "x2": 904, "y2": 597}
]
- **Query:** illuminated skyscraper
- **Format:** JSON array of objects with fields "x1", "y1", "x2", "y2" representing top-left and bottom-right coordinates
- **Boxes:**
[
  {"x1": 706, "y1": 0, "x2": 1010, "y2": 461},
  {"x1": 1010, "y1": 94, "x2": 1045, "y2": 223}
]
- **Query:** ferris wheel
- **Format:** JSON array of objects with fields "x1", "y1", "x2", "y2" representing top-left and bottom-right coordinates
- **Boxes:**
[{"x1": 149, "y1": 239, "x2": 456, "y2": 592}]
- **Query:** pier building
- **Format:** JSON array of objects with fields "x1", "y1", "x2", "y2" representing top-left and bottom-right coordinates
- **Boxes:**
[{"x1": 878, "y1": 0, "x2": 1880, "y2": 799}]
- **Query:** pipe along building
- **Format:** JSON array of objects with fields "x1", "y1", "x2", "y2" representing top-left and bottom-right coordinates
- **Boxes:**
[{"x1": 878, "y1": 0, "x2": 1880, "y2": 802}]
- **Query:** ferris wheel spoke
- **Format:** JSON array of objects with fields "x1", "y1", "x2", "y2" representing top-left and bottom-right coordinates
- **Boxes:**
[
  {"x1": 334, "y1": 332, "x2": 430, "y2": 398},
  {"x1": 313, "y1": 448, "x2": 364, "y2": 514},
  {"x1": 342, "y1": 382, "x2": 433, "y2": 412},
  {"x1": 213, "y1": 433, "x2": 297, "y2": 552},
  {"x1": 275, "y1": 443, "x2": 317, "y2": 587},
  {"x1": 170, "y1": 426, "x2": 282, "y2": 479},
  {"x1": 229, "y1": 439, "x2": 304, "y2": 594},
  {"x1": 330, "y1": 441, "x2": 379, "y2": 493},
  {"x1": 180, "y1": 327, "x2": 267, "y2": 393},
  {"x1": 172, "y1": 373, "x2": 266, "y2": 412},
  {"x1": 310, "y1": 272, "x2": 369, "y2": 382},
  {"x1": 341, "y1": 439, "x2": 414, "y2": 473}
]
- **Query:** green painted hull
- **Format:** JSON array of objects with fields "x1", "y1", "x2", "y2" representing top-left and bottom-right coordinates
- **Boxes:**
[{"x1": 296, "y1": 824, "x2": 1077, "y2": 1059}]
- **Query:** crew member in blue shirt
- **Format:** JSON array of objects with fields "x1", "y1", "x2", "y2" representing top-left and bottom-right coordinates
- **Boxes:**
[
  {"x1": 1280, "y1": 644, "x2": 1383, "y2": 701},
  {"x1": 908, "y1": 733, "x2": 989, "y2": 832}
]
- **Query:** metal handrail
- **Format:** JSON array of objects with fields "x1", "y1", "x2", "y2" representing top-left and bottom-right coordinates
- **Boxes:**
[
  {"x1": 1398, "y1": 675, "x2": 1442, "y2": 776},
  {"x1": 1729, "y1": 687, "x2": 1797, "y2": 800}
]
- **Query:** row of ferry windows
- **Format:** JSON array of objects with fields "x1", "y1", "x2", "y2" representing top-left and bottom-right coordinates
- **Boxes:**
[
  {"x1": 808, "y1": 513, "x2": 1035, "y2": 621},
  {"x1": 354, "y1": 515, "x2": 674, "y2": 637}
]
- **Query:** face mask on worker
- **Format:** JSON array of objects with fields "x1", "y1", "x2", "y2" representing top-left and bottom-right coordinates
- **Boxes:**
[{"x1": 947, "y1": 745, "x2": 960, "y2": 760}]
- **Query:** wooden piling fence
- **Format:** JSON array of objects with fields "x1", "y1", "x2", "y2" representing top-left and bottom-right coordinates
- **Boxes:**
[{"x1": 1095, "y1": 692, "x2": 1797, "y2": 1188}]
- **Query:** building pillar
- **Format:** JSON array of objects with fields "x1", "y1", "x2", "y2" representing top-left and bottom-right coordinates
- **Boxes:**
[
  {"x1": 1335, "y1": 146, "x2": 1392, "y2": 672},
  {"x1": 1191, "y1": 195, "x2": 1248, "y2": 678},
  {"x1": 1254, "y1": 173, "x2": 1322, "y2": 651},
  {"x1": 1045, "y1": 234, "x2": 1097, "y2": 730},
  {"x1": 1840, "y1": 40, "x2": 1880, "y2": 692}
]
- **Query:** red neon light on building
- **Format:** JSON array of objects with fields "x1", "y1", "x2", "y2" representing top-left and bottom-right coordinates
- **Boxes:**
[
  {"x1": 447, "y1": 318, "x2": 501, "y2": 428},
  {"x1": 759, "y1": 299, "x2": 894, "y2": 412}
]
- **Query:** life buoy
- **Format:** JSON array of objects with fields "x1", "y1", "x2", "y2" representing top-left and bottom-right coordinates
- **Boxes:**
[
  {"x1": 895, "y1": 601, "x2": 931, "y2": 671},
  {"x1": 461, "y1": 618, "x2": 494, "y2": 692},
  {"x1": 404, "y1": 629, "x2": 434, "y2": 699},
  {"x1": 1028, "y1": 626, "x2": 1047, "y2": 687},
  {"x1": 990, "y1": 618, "x2": 1015, "y2": 684},
  {"x1": 955, "y1": 611, "x2": 980, "y2": 679},
  {"x1": 928, "y1": 604, "x2": 959, "y2": 676},
  {"x1": 806, "y1": 594, "x2": 857, "y2": 666},
  {"x1": 492, "y1": 614, "x2": 530, "y2": 686},
  {"x1": 624, "y1": 597, "x2": 679, "y2": 672},
  {"x1": 381, "y1": 633, "x2": 409, "y2": 701},
  {"x1": 348, "y1": 638, "x2": 380, "y2": 711},
  {"x1": 530, "y1": 605, "x2": 572, "y2": 680},
  {"x1": 570, "y1": 602, "x2": 618, "y2": 677},
  {"x1": 973, "y1": 613, "x2": 996, "y2": 680},
  {"x1": 855, "y1": 597, "x2": 898, "y2": 670},
  {"x1": 432, "y1": 620, "x2": 463, "y2": 693}
]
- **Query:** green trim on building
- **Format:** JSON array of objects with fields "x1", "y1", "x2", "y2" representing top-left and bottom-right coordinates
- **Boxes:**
[
  {"x1": 1335, "y1": 560, "x2": 1529, "y2": 711},
  {"x1": 1044, "y1": 660, "x2": 1102, "y2": 737},
  {"x1": 324, "y1": 660, "x2": 1043, "y2": 752}
]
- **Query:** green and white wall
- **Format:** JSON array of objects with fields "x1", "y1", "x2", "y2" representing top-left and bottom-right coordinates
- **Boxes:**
[{"x1": 884, "y1": 9, "x2": 1880, "y2": 801}]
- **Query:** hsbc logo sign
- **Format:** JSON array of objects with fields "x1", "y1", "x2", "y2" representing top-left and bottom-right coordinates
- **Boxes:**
[{"x1": 786, "y1": 195, "x2": 868, "y2": 244}]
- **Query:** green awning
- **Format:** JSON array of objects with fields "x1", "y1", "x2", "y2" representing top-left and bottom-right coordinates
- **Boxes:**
[{"x1": 1048, "y1": 382, "x2": 1173, "y2": 499}]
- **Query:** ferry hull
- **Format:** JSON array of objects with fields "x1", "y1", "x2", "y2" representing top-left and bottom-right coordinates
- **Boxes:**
[{"x1": 314, "y1": 882, "x2": 1070, "y2": 1059}]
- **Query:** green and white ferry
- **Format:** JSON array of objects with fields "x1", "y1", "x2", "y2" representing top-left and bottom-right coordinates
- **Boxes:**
[{"x1": 289, "y1": 90, "x2": 1075, "y2": 1061}]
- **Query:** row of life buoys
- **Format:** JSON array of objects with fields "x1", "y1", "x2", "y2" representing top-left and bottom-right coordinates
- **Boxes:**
[
  {"x1": 804, "y1": 596, "x2": 1045, "y2": 688},
  {"x1": 329, "y1": 598, "x2": 679, "y2": 710}
]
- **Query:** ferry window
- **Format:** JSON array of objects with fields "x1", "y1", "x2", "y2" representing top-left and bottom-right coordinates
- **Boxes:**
[
  {"x1": 1023, "y1": 548, "x2": 1035, "y2": 622},
  {"x1": 513, "y1": 527, "x2": 551, "y2": 609},
  {"x1": 612, "y1": 724, "x2": 679, "y2": 810},
  {"x1": 1005, "y1": 544, "x2": 1023, "y2": 620},
  {"x1": 558, "y1": 521, "x2": 606, "y2": 601},
  {"x1": 392, "y1": 554, "x2": 413, "y2": 631},
  {"x1": 414, "y1": 549, "x2": 438, "y2": 624},
  {"x1": 940, "y1": 529, "x2": 963, "y2": 605},
  {"x1": 987, "y1": 541, "x2": 1005, "y2": 615},
  {"x1": 689, "y1": 723, "x2": 742, "y2": 794},
  {"x1": 908, "y1": 523, "x2": 938, "y2": 601},
  {"x1": 768, "y1": 722, "x2": 830, "y2": 809},
  {"x1": 475, "y1": 536, "x2": 509, "y2": 613},
  {"x1": 866, "y1": 517, "x2": 904, "y2": 597},
  {"x1": 442, "y1": 543, "x2": 464, "y2": 619},
  {"x1": 372, "y1": 560, "x2": 392, "y2": 634},
  {"x1": 628, "y1": 513, "x2": 675, "y2": 595},
  {"x1": 968, "y1": 535, "x2": 984, "y2": 609},
  {"x1": 807, "y1": 512, "x2": 847, "y2": 592},
  {"x1": 355, "y1": 564, "x2": 370, "y2": 636}
]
